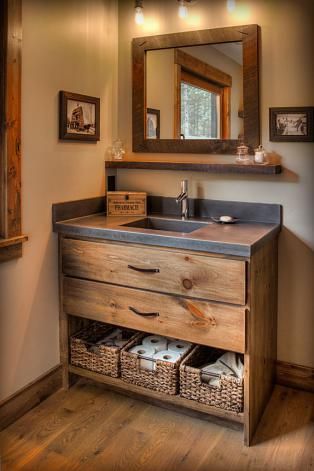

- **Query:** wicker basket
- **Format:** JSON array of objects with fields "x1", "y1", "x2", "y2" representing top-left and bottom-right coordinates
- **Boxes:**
[
  {"x1": 70, "y1": 322, "x2": 138, "y2": 377},
  {"x1": 180, "y1": 346, "x2": 244, "y2": 412},
  {"x1": 121, "y1": 333, "x2": 193, "y2": 395}
]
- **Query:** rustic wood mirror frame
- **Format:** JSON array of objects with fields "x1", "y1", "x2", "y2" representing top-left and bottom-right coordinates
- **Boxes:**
[{"x1": 132, "y1": 24, "x2": 260, "y2": 154}]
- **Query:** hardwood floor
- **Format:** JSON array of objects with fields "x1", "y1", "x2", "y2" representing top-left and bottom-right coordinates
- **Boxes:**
[{"x1": 0, "y1": 381, "x2": 313, "y2": 470}]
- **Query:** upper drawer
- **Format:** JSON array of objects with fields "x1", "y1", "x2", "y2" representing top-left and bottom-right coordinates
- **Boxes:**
[
  {"x1": 63, "y1": 277, "x2": 246, "y2": 353},
  {"x1": 62, "y1": 238, "x2": 246, "y2": 305}
]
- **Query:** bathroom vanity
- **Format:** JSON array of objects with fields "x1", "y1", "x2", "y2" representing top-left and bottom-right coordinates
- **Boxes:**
[{"x1": 53, "y1": 196, "x2": 281, "y2": 446}]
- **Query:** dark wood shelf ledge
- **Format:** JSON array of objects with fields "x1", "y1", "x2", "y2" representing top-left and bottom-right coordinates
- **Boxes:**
[
  {"x1": 0, "y1": 235, "x2": 28, "y2": 263},
  {"x1": 106, "y1": 160, "x2": 282, "y2": 175}
]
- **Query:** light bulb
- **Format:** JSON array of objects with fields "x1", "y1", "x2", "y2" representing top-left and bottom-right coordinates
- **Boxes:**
[
  {"x1": 178, "y1": 1, "x2": 188, "y2": 19},
  {"x1": 227, "y1": 0, "x2": 236, "y2": 12},
  {"x1": 135, "y1": 6, "x2": 144, "y2": 25}
]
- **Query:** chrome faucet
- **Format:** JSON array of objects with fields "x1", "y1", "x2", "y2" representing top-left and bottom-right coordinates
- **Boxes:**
[{"x1": 176, "y1": 179, "x2": 189, "y2": 220}]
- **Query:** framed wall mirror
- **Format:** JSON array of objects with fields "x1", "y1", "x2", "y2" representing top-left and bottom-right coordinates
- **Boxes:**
[{"x1": 132, "y1": 24, "x2": 260, "y2": 154}]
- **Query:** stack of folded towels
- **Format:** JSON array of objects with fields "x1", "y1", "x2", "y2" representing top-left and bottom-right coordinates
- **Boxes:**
[
  {"x1": 129, "y1": 335, "x2": 192, "y2": 371},
  {"x1": 90, "y1": 328, "x2": 129, "y2": 352},
  {"x1": 200, "y1": 351, "x2": 244, "y2": 387}
]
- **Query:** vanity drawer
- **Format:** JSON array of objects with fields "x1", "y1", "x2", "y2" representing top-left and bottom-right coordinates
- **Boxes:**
[
  {"x1": 62, "y1": 238, "x2": 246, "y2": 305},
  {"x1": 63, "y1": 277, "x2": 246, "y2": 353}
]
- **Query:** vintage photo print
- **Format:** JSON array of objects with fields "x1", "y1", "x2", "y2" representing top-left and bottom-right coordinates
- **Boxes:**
[
  {"x1": 270, "y1": 107, "x2": 314, "y2": 142},
  {"x1": 146, "y1": 108, "x2": 160, "y2": 139},
  {"x1": 67, "y1": 100, "x2": 96, "y2": 136},
  {"x1": 59, "y1": 91, "x2": 100, "y2": 141}
]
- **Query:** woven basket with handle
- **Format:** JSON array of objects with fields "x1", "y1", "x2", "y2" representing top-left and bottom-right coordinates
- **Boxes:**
[
  {"x1": 180, "y1": 345, "x2": 244, "y2": 412},
  {"x1": 121, "y1": 333, "x2": 193, "y2": 395},
  {"x1": 70, "y1": 322, "x2": 138, "y2": 377}
]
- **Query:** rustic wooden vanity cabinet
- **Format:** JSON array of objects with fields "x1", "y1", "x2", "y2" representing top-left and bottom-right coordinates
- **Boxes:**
[{"x1": 58, "y1": 231, "x2": 278, "y2": 446}]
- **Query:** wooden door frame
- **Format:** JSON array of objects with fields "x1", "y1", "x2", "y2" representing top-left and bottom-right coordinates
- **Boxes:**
[{"x1": 0, "y1": 0, "x2": 27, "y2": 262}]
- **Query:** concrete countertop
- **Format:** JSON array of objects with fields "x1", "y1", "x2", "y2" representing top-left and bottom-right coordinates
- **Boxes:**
[{"x1": 53, "y1": 212, "x2": 280, "y2": 257}]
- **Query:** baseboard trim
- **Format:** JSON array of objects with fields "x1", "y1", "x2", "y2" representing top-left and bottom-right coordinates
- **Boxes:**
[
  {"x1": 276, "y1": 361, "x2": 314, "y2": 393},
  {"x1": 0, "y1": 364, "x2": 62, "y2": 431}
]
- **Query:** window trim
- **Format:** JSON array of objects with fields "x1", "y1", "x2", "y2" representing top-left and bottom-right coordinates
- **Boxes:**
[{"x1": 0, "y1": 0, "x2": 27, "y2": 262}]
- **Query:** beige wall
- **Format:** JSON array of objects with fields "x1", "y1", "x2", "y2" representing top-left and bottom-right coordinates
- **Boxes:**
[
  {"x1": 0, "y1": 0, "x2": 118, "y2": 401},
  {"x1": 117, "y1": 0, "x2": 314, "y2": 367},
  {"x1": 146, "y1": 49, "x2": 175, "y2": 139}
]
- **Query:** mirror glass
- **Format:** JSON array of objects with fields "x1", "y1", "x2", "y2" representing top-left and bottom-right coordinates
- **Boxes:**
[{"x1": 146, "y1": 42, "x2": 243, "y2": 141}]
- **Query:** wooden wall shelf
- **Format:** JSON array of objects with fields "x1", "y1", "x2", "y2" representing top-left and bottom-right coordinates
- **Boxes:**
[{"x1": 106, "y1": 160, "x2": 282, "y2": 175}]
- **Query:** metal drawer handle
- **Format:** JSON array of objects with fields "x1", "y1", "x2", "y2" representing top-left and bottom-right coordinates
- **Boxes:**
[
  {"x1": 128, "y1": 264, "x2": 160, "y2": 273},
  {"x1": 128, "y1": 306, "x2": 160, "y2": 317}
]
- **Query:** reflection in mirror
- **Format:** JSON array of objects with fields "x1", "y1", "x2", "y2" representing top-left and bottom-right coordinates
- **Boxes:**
[{"x1": 146, "y1": 42, "x2": 243, "y2": 141}]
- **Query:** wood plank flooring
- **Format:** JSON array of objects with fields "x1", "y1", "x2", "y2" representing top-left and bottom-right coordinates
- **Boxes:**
[{"x1": 0, "y1": 381, "x2": 313, "y2": 471}]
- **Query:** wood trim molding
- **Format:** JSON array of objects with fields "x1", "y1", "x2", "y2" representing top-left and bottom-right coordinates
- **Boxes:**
[
  {"x1": 0, "y1": 236, "x2": 27, "y2": 262},
  {"x1": 175, "y1": 49, "x2": 232, "y2": 87},
  {"x1": 0, "y1": 0, "x2": 24, "y2": 262},
  {"x1": 276, "y1": 361, "x2": 314, "y2": 393},
  {"x1": 0, "y1": 365, "x2": 62, "y2": 431}
]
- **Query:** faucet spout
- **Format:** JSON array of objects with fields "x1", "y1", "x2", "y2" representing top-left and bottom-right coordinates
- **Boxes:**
[{"x1": 176, "y1": 180, "x2": 189, "y2": 220}]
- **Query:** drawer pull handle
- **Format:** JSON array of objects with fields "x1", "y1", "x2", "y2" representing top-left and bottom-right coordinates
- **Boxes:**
[
  {"x1": 128, "y1": 306, "x2": 160, "y2": 317},
  {"x1": 128, "y1": 264, "x2": 160, "y2": 274}
]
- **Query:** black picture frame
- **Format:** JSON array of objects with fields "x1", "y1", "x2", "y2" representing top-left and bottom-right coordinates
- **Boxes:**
[
  {"x1": 59, "y1": 91, "x2": 100, "y2": 141},
  {"x1": 269, "y1": 107, "x2": 314, "y2": 142},
  {"x1": 146, "y1": 108, "x2": 160, "y2": 139}
]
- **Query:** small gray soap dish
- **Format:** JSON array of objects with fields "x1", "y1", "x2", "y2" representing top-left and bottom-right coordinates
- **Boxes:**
[{"x1": 211, "y1": 216, "x2": 239, "y2": 224}]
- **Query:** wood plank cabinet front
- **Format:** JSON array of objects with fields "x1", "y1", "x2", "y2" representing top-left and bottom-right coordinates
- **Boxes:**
[
  {"x1": 62, "y1": 238, "x2": 246, "y2": 305},
  {"x1": 58, "y1": 235, "x2": 278, "y2": 446},
  {"x1": 63, "y1": 276, "x2": 246, "y2": 353}
]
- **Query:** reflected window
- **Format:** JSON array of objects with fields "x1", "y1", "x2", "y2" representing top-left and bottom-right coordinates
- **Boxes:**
[
  {"x1": 181, "y1": 80, "x2": 220, "y2": 139},
  {"x1": 174, "y1": 50, "x2": 232, "y2": 140}
]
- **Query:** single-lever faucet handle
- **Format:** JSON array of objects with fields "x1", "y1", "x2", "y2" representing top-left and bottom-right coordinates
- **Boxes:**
[{"x1": 176, "y1": 179, "x2": 189, "y2": 220}]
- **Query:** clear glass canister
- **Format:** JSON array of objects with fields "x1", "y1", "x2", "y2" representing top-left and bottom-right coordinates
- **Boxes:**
[
  {"x1": 236, "y1": 144, "x2": 250, "y2": 163},
  {"x1": 111, "y1": 139, "x2": 125, "y2": 160}
]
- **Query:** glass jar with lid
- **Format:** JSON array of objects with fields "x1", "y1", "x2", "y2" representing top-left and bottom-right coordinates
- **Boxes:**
[
  {"x1": 236, "y1": 144, "x2": 251, "y2": 163},
  {"x1": 111, "y1": 139, "x2": 125, "y2": 160}
]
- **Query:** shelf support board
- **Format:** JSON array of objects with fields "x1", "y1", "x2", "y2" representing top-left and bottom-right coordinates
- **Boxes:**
[{"x1": 69, "y1": 365, "x2": 244, "y2": 429}]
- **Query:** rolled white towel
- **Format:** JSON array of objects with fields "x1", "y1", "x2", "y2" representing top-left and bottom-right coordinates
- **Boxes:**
[
  {"x1": 217, "y1": 352, "x2": 244, "y2": 378},
  {"x1": 200, "y1": 362, "x2": 233, "y2": 385},
  {"x1": 103, "y1": 328, "x2": 123, "y2": 342},
  {"x1": 200, "y1": 352, "x2": 244, "y2": 385}
]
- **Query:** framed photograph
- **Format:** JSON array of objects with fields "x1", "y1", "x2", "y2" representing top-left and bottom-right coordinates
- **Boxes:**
[
  {"x1": 59, "y1": 91, "x2": 100, "y2": 141},
  {"x1": 146, "y1": 108, "x2": 160, "y2": 139},
  {"x1": 269, "y1": 107, "x2": 314, "y2": 142}
]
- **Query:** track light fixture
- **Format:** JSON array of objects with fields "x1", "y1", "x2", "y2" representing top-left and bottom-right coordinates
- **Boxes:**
[{"x1": 227, "y1": 0, "x2": 236, "y2": 12}]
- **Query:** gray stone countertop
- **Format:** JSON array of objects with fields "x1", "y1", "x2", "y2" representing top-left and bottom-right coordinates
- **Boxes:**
[{"x1": 53, "y1": 213, "x2": 280, "y2": 257}]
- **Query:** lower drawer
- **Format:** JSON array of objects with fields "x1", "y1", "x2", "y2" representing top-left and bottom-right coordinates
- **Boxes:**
[{"x1": 63, "y1": 277, "x2": 246, "y2": 353}]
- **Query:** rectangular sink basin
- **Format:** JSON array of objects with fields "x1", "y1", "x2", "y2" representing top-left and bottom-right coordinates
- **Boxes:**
[{"x1": 121, "y1": 217, "x2": 208, "y2": 234}]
